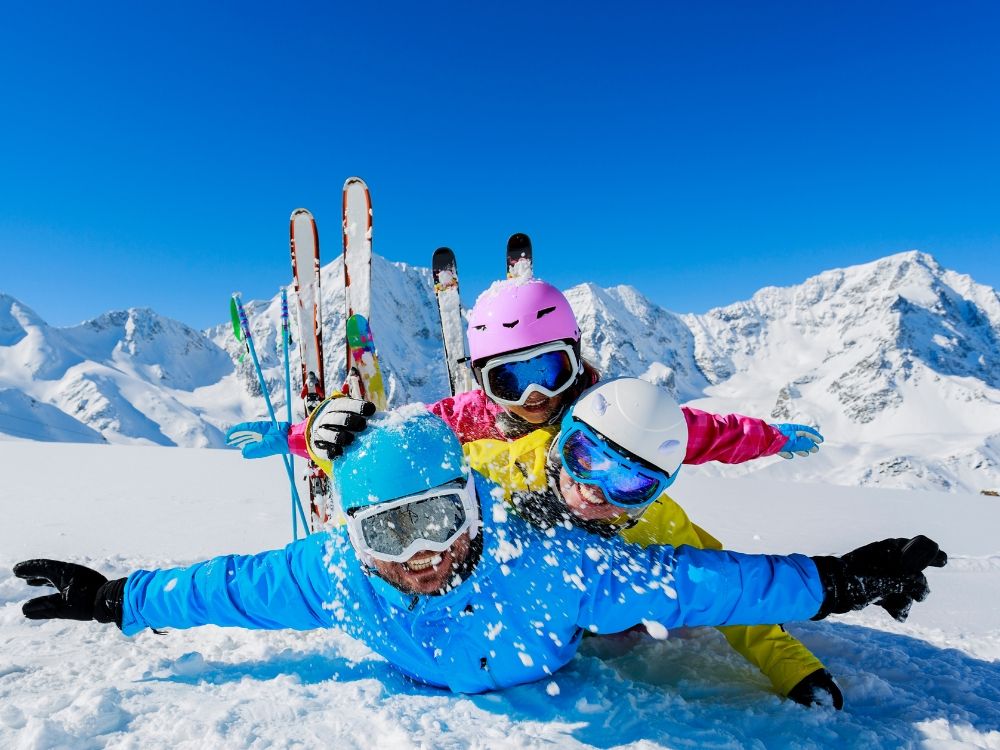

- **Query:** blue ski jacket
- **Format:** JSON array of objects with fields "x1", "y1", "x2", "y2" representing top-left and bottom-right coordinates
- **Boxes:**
[{"x1": 121, "y1": 475, "x2": 825, "y2": 693}]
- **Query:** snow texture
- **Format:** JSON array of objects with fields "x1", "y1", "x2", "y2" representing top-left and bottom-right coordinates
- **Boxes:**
[
  {"x1": 1, "y1": 441, "x2": 998, "y2": 748},
  {"x1": 3, "y1": 250, "x2": 1000, "y2": 493}
]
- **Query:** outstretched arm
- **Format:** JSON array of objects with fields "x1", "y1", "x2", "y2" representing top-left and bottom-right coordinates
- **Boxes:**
[
  {"x1": 121, "y1": 532, "x2": 339, "y2": 635},
  {"x1": 682, "y1": 406, "x2": 792, "y2": 464},
  {"x1": 576, "y1": 535, "x2": 945, "y2": 635},
  {"x1": 15, "y1": 532, "x2": 349, "y2": 636},
  {"x1": 225, "y1": 397, "x2": 375, "y2": 462}
]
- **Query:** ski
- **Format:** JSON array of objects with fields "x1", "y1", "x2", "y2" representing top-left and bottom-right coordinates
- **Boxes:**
[
  {"x1": 342, "y1": 177, "x2": 387, "y2": 410},
  {"x1": 506, "y1": 232, "x2": 533, "y2": 279},
  {"x1": 432, "y1": 247, "x2": 477, "y2": 395},
  {"x1": 345, "y1": 313, "x2": 386, "y2": 403},
  {"x1": 289, "y1": 208, "x2": 328, "y2": 530}
]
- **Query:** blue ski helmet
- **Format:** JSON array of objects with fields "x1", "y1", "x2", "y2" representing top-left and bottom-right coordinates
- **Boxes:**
[{"x1": 332, "y1": 408, "x2": 467, "y2": 513}]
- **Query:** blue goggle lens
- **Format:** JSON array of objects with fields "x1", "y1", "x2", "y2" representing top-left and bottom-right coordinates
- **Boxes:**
[
  {"x1": 487, "y1": 349, "x2": 575, "y2": 402},
  {"x1": 562, "y1": 430, "x2": 662, "y2": 506}
]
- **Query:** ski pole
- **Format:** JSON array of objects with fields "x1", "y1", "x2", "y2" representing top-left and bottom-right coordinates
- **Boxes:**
[
  {"x1": 280, "y1": 287, "x2": 304, "y2": 540},
  {"x1": 232, "y1": 292, "x2": 310, "y2": 536}
]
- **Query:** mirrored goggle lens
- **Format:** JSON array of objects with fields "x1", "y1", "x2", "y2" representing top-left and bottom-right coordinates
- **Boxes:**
[
  {"x1": 359, "y1": 494, "x2": 467, "y2": 558},
  {"x1": 563, "y1": 429, "x2": 615, "y2": 477},
  {"x1": 487, "y1": 349, "x2": 575, "y2": 402},
  {"x1": 562, "y1": 430, "x2": 662, "y2": 506}
]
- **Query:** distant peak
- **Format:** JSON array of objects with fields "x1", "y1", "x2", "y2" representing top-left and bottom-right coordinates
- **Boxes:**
[
  {"x1": 881, "y1": 249, "x2": 941, "y2": 269},
  {"x1": 0, "y1": 294, "x2": 46, "y2": 329},
  {"x1": 819, "y1": 249, "x2": 942, "y2": 280}
]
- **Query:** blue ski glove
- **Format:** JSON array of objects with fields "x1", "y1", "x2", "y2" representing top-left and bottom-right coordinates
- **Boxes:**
[
  {"x1": 225, "y1": 421, "x2": 291, "y2": 459},
  {"x1": 772, "y1": 423, "x2": 824, "y2": 459}
]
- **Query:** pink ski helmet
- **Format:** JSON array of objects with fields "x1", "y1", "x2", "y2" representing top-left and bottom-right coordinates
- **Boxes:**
[{"x1": 467, "y1": 278, "x2": 581, "y2": 364}]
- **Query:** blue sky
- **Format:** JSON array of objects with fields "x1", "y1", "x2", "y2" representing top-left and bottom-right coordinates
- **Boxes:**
[{"x1": 1, "y1": 1, "x2": 998, "y2": 330}]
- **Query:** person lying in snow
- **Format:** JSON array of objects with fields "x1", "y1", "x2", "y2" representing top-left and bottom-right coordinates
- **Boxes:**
[
  {"x1": 16, "y1": 411, "x2": 945, "y2": 697},
  {"x1": 298, "y1": 383, "x2": 835, "y2": 706},
  {"x1": 225, "y1": 278, "x2": 829, "y2": 699}
]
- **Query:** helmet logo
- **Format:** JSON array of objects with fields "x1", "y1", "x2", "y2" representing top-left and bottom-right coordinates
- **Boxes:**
[
  {"x1": 591, "y1": 393, "x2": 609, "y2": 416},
  {"x1": 658, "y1": 439, "x2": 681, "y2": 454}
]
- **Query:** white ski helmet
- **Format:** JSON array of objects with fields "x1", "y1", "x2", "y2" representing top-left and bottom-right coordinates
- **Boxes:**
[{"x1": 567, "y1": 378, "x2": 688, "y2": 478}]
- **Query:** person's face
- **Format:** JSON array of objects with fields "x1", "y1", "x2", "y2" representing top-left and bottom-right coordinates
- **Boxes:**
[
  {"x1": 504, "y1": 391, "x2": 567, "y2": 424},
  {"x1": 557, "y1": 466, "x2": 628, "y2": 522},
  {"x1": 370, "y1": 532, "x2": 472, "y2": 595}
]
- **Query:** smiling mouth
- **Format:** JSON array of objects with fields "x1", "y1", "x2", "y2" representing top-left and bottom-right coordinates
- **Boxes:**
[
  {"x1": 521, "y1": 403, "x2": 550, "y2": 416},
  {"x1": 405, "y1": 554, "x2": 444, "y2": 572},
  {"x1": 579, "y1": 488, "x2": 607, "y2": 505}
]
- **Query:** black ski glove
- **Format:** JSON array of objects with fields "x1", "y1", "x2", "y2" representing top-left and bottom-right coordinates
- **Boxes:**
[
  {"x1": 308, "y1": 397, "x2": 376, "y2": 459},
  {"x1": 14, "y1": 559, "x2": 126, "y2": 628},
  {"x1": 811, "y1": 535, "x2": 947, "y2": 622},
  {"x1": 787, "y1": 668, "x2": 844, "y2": 710}
]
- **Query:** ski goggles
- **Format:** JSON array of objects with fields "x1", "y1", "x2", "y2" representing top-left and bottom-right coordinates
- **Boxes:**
[
  {"x1": 479, "y1": 341, "x2": 583, "y2": 407},
  {"x1": 345, "y1": 474, "x2": 478, "y2": 563},
  {"x1": 556, "y1": 419, "x2": 675, "y2": 508}
]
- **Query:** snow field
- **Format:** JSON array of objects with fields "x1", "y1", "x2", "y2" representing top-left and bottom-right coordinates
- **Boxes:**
[{"x1": 1, "y1": 442, "x2": 998, "y2": 748}]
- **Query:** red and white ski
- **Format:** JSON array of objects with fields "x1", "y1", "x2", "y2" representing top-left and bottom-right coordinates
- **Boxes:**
[
  {"x1": 342, "y1": 177, "x2": 387, "y2": 410},
  {"x1": 289, "y1": 208, "x2": 328, "y2": 530}
]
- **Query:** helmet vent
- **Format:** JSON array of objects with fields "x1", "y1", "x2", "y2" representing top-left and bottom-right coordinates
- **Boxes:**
[
  {"x1": 536, "y1": 306, "x2": 556, "y2": 319},
  {"x1": 501, "y1": 320, "x2": 520, "y2": 328},
  {"x1": 591, "y1": 393, "x2": 609, "y2": 416},
  {"x1": 658, "y1": 439, "x2": 681, "y2": 454},
  {"x1": 473, "y1": 325, "x2": 487, "y2": 331}
]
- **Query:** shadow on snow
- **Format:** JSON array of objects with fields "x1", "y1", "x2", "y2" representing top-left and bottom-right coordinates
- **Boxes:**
[{"x1": 146, "y1": 620, "x2": 1000, "y2": 749}]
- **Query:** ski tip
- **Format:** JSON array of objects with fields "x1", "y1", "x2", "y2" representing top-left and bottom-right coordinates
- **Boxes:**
[
  {"x1": 291, "y1": 208, "x2": 314, "y2": 219},
  {"x1": 506, "y1": 233, "x2": 533, "y2": 280},
  {"x1": 507, "y1": 232, "x2": 531, "y2": 250},
  {"x1": 344, "y1": 176, "x2": 369, "y2": 190}
]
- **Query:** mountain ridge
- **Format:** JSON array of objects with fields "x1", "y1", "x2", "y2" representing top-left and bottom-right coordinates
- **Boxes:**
[{"x1": 3, "y1": 250, "x2": 998, "y2": 493}]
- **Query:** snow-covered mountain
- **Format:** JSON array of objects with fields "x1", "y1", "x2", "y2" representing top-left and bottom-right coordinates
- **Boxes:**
[
  {"x1": 205, "y1": 254, "x2": 450, "y2": 412},
  {"x1": 0, "y1": 294, "x2": 233, "y2": 447},
  {"x1": 3, "y1": 251, "x2": 999, "y2": 493},
  {"x1": 679, "y1": 252, "x2": 1000, "y2": 493}
]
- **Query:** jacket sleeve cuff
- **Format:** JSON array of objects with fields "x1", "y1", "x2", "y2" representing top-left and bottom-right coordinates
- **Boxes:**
[
  {"x1": 119, "y1": 571, "x2": 151, "y2": 636},
  {"x1": 808, "y1": 556, "x2": 842, "y2": 621},
  {"x1": 288, "y1": 419, "x2": 311, "y2": 459}
]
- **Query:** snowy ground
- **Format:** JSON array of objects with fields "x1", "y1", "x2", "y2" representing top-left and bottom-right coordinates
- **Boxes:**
[{"x1": 1, "y1": 441, "x2": 998, "y2": 749}]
